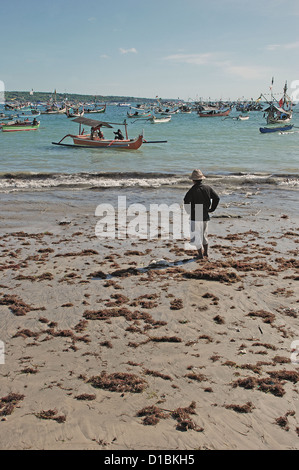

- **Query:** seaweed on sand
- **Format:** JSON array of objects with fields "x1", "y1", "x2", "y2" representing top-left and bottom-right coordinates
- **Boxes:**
[
  {"x1": 184, "y1": 268, "x2": 240, "y2": 284},
  {"x1": 87, "y1": 372, "x2": 147, "y2": 393},
  {"x1": 35, "y1": 409, "x2": 66, "y2": 423},
  {"x1": 0, "y1": 393, "x2": 25, "y2": 416},
  {"x1": 225, "y1": 402, "x2": 255, "y2": 413},
  {"x1": 0, "y1": 294, "x2": 40, "y2": 316},
  {"x1": 136, "y1": 405, "x2": 168, "y2": 425}
]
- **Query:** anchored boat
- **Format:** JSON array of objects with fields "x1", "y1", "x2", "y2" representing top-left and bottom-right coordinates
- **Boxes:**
[
  {"x1": 1, "y1": 117, "x2": 40, "y2": 132},
  {"x1": 259, "y1": 124, "x2": 294, "y2": 134},
  {"x1": 260, "y1": 80, "x2": 293, "y2": 124},
  {"x1": 198, "y1": 108, "x2": 231, "y2": 117}
]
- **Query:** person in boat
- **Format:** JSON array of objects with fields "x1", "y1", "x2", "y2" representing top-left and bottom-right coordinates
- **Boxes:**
[
  {"x1": 97, "y1": 128, "x2": 104, "y2": 139},
  {"x1": 32, "y1": 118, "x2": 38, "y2": 126},
  {"x1": 184, "y1": 169, "x2": 220, "y2": 259},
  {"x1": 114, "y1": 129, "x2": 124, "y2": 140},
  {"x1": 90, "y1": 127, "x2": 97, "y2": 140}
]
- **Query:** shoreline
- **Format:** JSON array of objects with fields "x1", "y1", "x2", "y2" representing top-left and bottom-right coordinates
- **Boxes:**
[{"x1": 0, "y1": 189, "x2": 298, "y2": 450}]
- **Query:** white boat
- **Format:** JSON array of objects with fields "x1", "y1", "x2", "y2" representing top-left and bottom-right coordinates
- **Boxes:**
[
  {"x1": 237, "y1": 115, "x2": 249, "y2": 121},
  {"x1": 150, "y1": 116, "x2": 171, "y2": 123},
  {"x1": 66, "y1": 106, "x2": 84, "y2": 118}
]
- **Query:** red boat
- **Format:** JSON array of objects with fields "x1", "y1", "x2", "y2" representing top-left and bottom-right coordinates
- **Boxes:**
[
  {"x1": 72, "y1": 133, "x2": 144, "y2": 149},
  {"x1": 52, "y1": 117, "x2": 144, "y2": 149},
  {"x1": 198, "y1": 108, "x2": 231, "y2": 117}
]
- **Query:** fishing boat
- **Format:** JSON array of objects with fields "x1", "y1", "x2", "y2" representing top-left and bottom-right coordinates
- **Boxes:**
[
  {"x1": 42, "y1": 104, "x2": 66, "y2": 114},
  {"x1": 259, "y1": 124, "x2": 294, "y2": 134},
  {"x1": 264, "y1": 104, "x2": 292, "y2": 124},
  {"x1": 198, "y1": 108, "x2": 231, "y2": 117},
  {"x1": 149, "y1": 115, "x2": 171, "y2": 123},
  {"x1": 261, "y1": 80, "x2": 293, "y2": 124},
  {"x1": 1, "y1": 117, "x2": 40, "y2": 132},
  {"x1": 52, "y1": 117, "x2": 144, "y2": 149},
  {"x1": 52, "y1": 117, "x2": 167, "y2": 150},
  {"x1": 179, "y1": 106, "x2": 192, "y2": 114},
  {"x1": 66, "y1": 106, "x2": 84, "y2": 118},
  {"x1": 127, "y1": 109, "x2": 152, "y2": 118},
  {"x1": 85, "y1": 104, "x2": 106, "y2": 114},
  {"x1": 237, "y1": 115, "x2": 249, "y2": 121}
]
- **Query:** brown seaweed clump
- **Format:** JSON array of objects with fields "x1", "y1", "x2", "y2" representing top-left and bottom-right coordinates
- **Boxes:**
[
  {"x1": 225, "y1": 402, "x2": 255, "y2": 413},
  {"x1": 75, "y1": 394, "x2": 96, "y2": 401},
  {"x1": 184, "y1": 268, "x2": 240, "y2": 284},
  {"x1": 170, "y1": 299, "x2": 184, "y2": 310},
  {"x1": 35, "y1": 409, "x2": 66, "y2": 423},
  {"x1": 87, "y1": 372, "x2": 147, "y2": 393},
  {"x1": 0, "y1": 393, "x2": 25, "y2": 416},
  {"x1": 136, "y1": 405, "x2": 168, "y2": 425},
  {"x1": 232, "y1": 376, "x2": 285, "y2": 397},
  {"x1": 268, "y1": 370, "x2": 299, "y2": 384},
  {"x1": 247, "y1": 310, "x2": 276, "y2": 325},
  {"x1": 171, "y1": 402, "x2": 203, "y2": 432},
  {"x1": 136, "y1": 401, "x2": 203, "y2": 432},
  {"x1": 0, "y1": 294, "x2": 34, "y2": 316},
  {"x1": 275, "y1": 416, "x2": 289, "y2": 431}
]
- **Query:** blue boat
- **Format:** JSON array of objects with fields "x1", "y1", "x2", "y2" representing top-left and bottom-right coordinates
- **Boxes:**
[{"x1": 259, "y1": 125, "x2": 293, "y2": 134}]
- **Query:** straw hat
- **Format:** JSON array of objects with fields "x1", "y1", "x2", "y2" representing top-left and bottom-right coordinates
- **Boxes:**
[{"x1": 189, "y1": 169, "x2": 205, "y2": 181}]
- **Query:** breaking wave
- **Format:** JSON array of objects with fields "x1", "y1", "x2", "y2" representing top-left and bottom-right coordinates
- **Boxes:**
[{"x1": 0, "y1": 171, "x2": 298, "y2": 193}]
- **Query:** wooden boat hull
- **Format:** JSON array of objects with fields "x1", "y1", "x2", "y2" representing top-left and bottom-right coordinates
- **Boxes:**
[
  {"x1": 1, "y1": 123, "x2": 40, "y2": 132},
  {"x1": 85, "y1": 106, "x2": 106, "y2": 114},
  {"x1": 150, "y1": 116, "x2": 171, "y2": 123},
  {"x1": 127, "y1": 112, "x2": 152, "y2": 118},
  {"x1": 259, "y1": 125, "x2": 293, "y2": 134},
  {"x1": 267, "y1": 116, "x2": 292, "y2": 124},
  {"x1": 198, "y1": 109, "x2": 231, "y2": 117},
  {"x1": 72, "y1": 134, "x2": 143, "y2": 149},
  {"x1": 41, "y1": 108, "x2": 66, "y2": 115}
]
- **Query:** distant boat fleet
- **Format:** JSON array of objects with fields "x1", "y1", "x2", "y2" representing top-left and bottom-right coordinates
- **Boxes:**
[{"x1": 1, "y1": 80, "x2": 297, "y2": 136}]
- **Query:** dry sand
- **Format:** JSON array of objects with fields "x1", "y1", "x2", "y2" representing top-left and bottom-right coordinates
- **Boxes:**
[{"x1": 0, "y1": 196, "x2": 298, "y2": 450}]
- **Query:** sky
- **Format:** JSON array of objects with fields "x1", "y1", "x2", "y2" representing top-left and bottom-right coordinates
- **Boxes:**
[{"x1": 1, "y1": 0, "x2": 299, "y2": 101}]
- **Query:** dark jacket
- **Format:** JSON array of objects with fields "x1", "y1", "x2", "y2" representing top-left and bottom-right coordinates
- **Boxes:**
[{"x1": 184, "y1": 181, "x2": 220, "y2": 221}]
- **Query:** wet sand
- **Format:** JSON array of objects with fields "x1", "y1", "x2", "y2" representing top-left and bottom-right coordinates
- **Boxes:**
[{"x1": 0, "y1": 194, "x2": 298, "y2": 450}]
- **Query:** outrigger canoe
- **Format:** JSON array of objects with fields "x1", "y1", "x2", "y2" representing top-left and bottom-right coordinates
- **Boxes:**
[
  {"x1": 198, "y1": 108, "x2": 231, "y2": 117},
  {"x1": 52, "y1": 117, "x2": 167, "y2": 149},
  {"x1": 259, "y1": 124, "x2": 294, "y2": 134},
  {"x1": 1, "y1": 119, "x2": 40, "y2": 132}
]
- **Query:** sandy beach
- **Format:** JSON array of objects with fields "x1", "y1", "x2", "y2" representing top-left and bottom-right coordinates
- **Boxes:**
[{"x1": 0, "y1": 191, "x2": 298, "y2": 450}]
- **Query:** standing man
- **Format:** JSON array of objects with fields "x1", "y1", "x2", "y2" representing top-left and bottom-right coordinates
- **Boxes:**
[{"x1": 184, "y1": 169, "x2": 220, "y2": 259}]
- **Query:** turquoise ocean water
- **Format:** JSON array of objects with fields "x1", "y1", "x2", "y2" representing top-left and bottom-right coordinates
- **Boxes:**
[{"x1": 0, "y1": 104, "x2": 298, "y2": 215}]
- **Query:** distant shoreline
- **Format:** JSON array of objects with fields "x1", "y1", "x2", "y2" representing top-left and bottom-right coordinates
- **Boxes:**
[{"x1": 3, "y1": 91, "x2": 165, "y2": 105}]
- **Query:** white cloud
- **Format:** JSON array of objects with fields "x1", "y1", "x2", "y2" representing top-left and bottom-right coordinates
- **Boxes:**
[
  {"x1": 119, "y1": 48, "x2": 137, "y2": 54},
  {"x1": 163, "y1": 53, "x2": 214, "y2": 65},
  {"x1": 224, "y1": 65, "x2": 268, "y2": 80},
  {"x1": 163, "y1": 51, "x2": 268, "y2": 80},
  {"x1": 266, "y1": 41, "x2": 299, "y2": 51},
  {"x1": 100, "y1": 54, "x2": 109, "y2": 59},
  {"x1": 265, "y1": 44, "x2": 281, "y2": 51}
]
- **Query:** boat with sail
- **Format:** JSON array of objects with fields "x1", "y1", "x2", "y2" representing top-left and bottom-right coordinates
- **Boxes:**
[{"x1": 260, "y1": 80, "x2": 293, "y2": 124}]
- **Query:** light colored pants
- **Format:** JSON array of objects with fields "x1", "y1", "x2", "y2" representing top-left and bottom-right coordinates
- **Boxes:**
[{"x1": 190, "y1": 220, "x2": 208, "y2": 250}]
